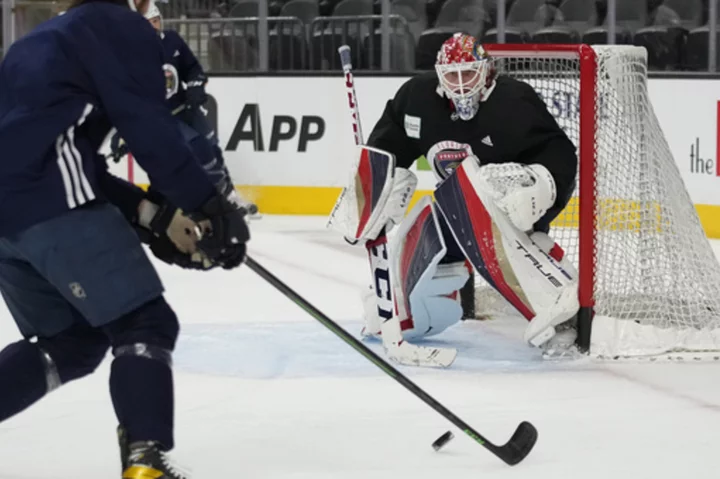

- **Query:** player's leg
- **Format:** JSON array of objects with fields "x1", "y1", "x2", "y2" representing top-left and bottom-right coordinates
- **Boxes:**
[
  {"x1": 1, "y1": 202, "x2": 186, "y2": 477},
  {"x1": 0, "y1": 250, "x2": 109, "y2": 420}
]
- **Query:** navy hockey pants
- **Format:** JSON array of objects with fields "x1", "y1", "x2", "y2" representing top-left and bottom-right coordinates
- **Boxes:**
[{"x1": 0, "y1": 202, "x2": 164, "y2": 339}]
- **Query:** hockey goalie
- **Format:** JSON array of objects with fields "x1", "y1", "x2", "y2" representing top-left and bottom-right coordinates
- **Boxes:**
[{"x1": 329, "y1": 33, "x2": 580, "y2": 367}]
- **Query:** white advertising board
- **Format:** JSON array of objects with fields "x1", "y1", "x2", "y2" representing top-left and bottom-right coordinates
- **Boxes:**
[
  {"x1": 648, "y1": 79, "x2": 720, "y2": 206},
  {"x1": 124, "y1": 76, "x2": 720, "y2": 222}
]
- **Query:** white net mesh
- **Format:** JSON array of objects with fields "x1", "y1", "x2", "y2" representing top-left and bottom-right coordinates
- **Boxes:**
[{"x1": 473, "y1": 45, "x2": 720, "y2": 358}]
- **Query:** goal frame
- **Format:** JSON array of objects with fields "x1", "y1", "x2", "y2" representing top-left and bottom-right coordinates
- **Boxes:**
[{"x1": 483, "y1": 44, "x2": 599, "y2": 352}]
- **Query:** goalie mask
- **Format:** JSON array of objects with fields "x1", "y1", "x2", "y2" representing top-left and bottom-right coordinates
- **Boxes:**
[{"x1": 435, "y1": 33, "x2": 496, "y2": 121}]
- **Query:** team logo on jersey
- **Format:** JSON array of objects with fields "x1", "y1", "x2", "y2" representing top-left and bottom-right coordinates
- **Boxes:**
[
  {"x1": 69, "y1": 282, "x2": 87, "y2": 299},
  {"x1": 427, "y1": 141, "x2": 476, "y2": 182},
  {"x1": 163, "y1": 64, "x2": 179, "y2": 100}
]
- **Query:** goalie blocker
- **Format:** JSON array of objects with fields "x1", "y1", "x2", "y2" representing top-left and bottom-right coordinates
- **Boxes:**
[{"x1": 331, "y1": 145, "x2": 579, "y2": 353}]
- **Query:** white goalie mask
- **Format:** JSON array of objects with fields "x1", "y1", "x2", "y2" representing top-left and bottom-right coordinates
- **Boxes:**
[{"x1": 435, "y1": 33, "x2": 496, "y2": 121}]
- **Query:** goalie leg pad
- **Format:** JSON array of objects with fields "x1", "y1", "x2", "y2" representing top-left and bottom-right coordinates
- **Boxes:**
[
  {"x1": 360, "y1": 284, "x2": 382, "y2": 338},
  {"x1": 360, "y1": 198, "x2": 468, "y2": 341},
  {"x1": 435, "y1": 157, "x2": 579, "y2": 348},
  {"x1": 390, "y1": 197, "x2": 466, "y2": 340},
  {"x1": 404, "y1": 262, "x2": 468, "y2": 340},
  {"x1": 522, "y1": 232, "x2": 579, "y2": 347},
  {"x1": 361, "y1": 263, "x2": 467, "y2": 340}
]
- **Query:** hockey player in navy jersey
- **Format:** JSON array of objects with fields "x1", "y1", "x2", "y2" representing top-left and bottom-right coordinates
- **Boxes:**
[
  {"x1": 112, "y1": 3, "x2": 260, "y2": 218},
  {"x1": 148, "y1": 3, "x2": 241, "y2": 204},
  {"x1": 0, "y1": 0, "x2": 249, "y2": 477}
]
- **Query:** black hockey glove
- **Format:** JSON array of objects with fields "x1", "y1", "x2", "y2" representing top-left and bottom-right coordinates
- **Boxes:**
[
  {"x1": 189, "y1": 194, "x2": 250, "y2": 270},
  {"x1": 185, "y1": 78, "x2": 208, "y2": 108},
  {"x1": 136, "y1": 189, "x2": 219, "y2": 271},
  {"x1": 149, "y1": 234, "x2": 216, "y2": 271}
]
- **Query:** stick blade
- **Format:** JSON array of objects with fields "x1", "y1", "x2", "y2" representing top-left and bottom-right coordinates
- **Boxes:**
[{"x1": 495, "y1": 421, "x2": 538, "y2": 466}]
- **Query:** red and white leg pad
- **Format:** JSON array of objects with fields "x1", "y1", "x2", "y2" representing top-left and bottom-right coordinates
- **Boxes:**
[{"x1": 434, "y1": 157, "x2": 580, "y2": 349}]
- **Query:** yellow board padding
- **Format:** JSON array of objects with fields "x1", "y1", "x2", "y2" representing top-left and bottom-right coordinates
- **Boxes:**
[
  {"x1": 696, "y1": 204, "x2": 720, "y2": 239},
  {"x1": 234, "y1": 185, "x2": 437, "y2": 216},
  {"x1": 551, "y1": 197, "x2": 665, "y2": 231},
  {"x1": 136, "y1": 184, "x2": 720, "y2": 239},
  {"x1": 552, "y1": 197, "x2": 720, "y2": 236}
]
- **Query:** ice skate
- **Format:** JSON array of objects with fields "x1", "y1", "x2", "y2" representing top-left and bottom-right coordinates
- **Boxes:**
[
  {"x1": 117, "y1": 426, "x2": 129, "y2": 473},
  {"x1": 121, "y1": 438, "x2": 190, "y2": 479}
]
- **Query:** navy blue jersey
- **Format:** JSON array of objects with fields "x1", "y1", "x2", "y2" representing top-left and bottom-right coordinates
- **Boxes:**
[
  {"x1": 160, "y1": 29, "x2": 206, "y2": 113},
  {"x1": 0, "y1": 1, "x2": 216, "y2": 236}
]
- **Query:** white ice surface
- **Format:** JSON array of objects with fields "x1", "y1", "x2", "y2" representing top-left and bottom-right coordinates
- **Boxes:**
[{"x1": 0, "y1": 216, "x2": 719, "y2": 478}]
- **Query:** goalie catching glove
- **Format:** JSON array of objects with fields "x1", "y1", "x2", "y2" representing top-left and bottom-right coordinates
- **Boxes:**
[{"x1": 478, "y1": 162, "x2": 556, "y2": 232}]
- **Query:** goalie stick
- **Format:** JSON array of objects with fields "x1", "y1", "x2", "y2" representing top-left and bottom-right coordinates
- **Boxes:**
[
  {"x1": 337, "y1": 45, "x2": 457, "y2": 368},
  {"x1": 243, "y1": 255, "x2": 539, "y2": 466}
]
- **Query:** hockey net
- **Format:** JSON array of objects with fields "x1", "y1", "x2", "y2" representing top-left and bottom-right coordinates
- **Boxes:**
[{"x1": 470, "y1": 44, "x2": 720, "y2": 358}]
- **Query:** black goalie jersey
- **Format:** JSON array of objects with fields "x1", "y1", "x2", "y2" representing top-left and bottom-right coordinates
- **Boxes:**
[{"x1": 366, "y1": 72, "x2": 578, "y2": 230}]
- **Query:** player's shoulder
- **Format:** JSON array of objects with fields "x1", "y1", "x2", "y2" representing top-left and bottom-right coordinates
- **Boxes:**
[
  {"x1": 67, "y1": 2, "x2": 158, "y2": 46},
  {"x1": 491, "y1": 75, "x2": 547, "y2": 113},
  {"x1": 66, "y1": 1, "x2": 144, "y2": 25},
  {"x1": 401, "y1": 71, "x2": 440, "y2": 92},
  {"x1": 392, "y1": 71, "x2": 440, "y2": 103},
  {"x1": 493, "y1": 75, "x2": 537, "y2": 98},
  {"x1": 161, "y1": 29, "x2": 182, "y2": 43}
]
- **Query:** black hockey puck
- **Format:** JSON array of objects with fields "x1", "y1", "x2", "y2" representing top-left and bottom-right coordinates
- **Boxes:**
[
  {"x1": 246, "y1": 203, "x2": 259, "y2": 215},
  {"x1": 432, "y1": 431, "x2": 454, "y2": 451}
]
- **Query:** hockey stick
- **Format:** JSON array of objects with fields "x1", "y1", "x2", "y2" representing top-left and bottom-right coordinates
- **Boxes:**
[
  {"x1": 243, "y1": 254, "x2": 538, "y2": 465},
  {"x1": 337, "y1": 45, "x2": 457, "y2": 368}
]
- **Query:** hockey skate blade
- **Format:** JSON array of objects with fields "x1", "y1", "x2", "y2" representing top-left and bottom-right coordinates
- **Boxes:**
[{"x1": 386, "y1": 342, "x2": 457, "y2": 368}]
